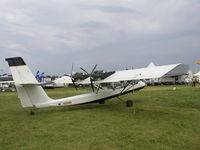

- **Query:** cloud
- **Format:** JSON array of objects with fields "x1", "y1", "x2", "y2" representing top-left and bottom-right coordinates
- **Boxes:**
[
  {"x1": 78, "y1": 4, "x2": 140, "y2": 14},
  {"x1": 79, "y1": 21, "x2": 109, "y2": 29},
  {"x1": 0, "y1": 0, "x2": 200, "y2": 75}
]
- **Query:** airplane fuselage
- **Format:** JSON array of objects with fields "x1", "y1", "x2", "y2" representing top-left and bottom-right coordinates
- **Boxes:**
[{"x1": 36, "y1": 81, "x2": 145, "y2": 108}]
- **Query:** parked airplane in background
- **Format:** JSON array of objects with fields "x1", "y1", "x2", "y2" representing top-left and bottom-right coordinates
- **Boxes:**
[
  {"x1": 0, "y1": 80, "x2": 16, "y2": 92},
  {"x1": 5, "y1": 57, "x2": 146, "y2": 114}
]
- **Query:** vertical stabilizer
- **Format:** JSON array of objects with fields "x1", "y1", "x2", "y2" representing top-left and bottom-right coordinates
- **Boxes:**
[{"x1": 5, "y1": 57, "x2": 51, "y2": 108}]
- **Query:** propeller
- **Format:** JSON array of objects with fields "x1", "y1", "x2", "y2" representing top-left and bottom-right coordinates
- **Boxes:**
[
  {"x1": 80, "y1": 64, "x2": 97, "y2": 92},
  {"x1": 66, "y1": 64, "x2": 77, "y2": 90}
]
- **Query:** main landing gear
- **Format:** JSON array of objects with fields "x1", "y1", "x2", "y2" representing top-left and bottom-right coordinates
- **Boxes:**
[
  {"x1": 99, "y1": 100, "x2": 105, "y2": 104},
  {"x1": 126, "y1": 100, "x2": 136, "y2": 114},
  {"x1": 117, "y1": 96, "x2": 134, "y2": 107}
]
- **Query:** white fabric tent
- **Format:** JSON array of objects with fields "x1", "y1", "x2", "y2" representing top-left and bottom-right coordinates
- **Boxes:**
[
  {"x1": 77, "y1": 77, "x2": 91, "y2": 85},
  {"x1": 54, "y1": 76, "x2": 72, "y2": 87},
  {"x1": 147, "y1": 62, "x2": 156, "y2": 68}
]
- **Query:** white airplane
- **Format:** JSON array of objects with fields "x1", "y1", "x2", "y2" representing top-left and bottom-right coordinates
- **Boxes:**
[
  {"x1": 0, "y1": 80, "x2": 16, "y2": 92},
  {"x1": 5, "y1": 57, "x2": 146, "y2": 114}
]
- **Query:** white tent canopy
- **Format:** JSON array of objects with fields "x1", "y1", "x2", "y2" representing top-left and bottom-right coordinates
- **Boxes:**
[
  {"x1": 54, "y1": 76, "x2": 72, "y2": 84},
  {"x1": 77, "y1": 77, "x2": 91, "y2": 85},
  {"x1": 147, "y1": 62, "x2": 156, "y2": 68},
  {"x1": 101, "y1": 63, "x2": 188, "y2": 83}
]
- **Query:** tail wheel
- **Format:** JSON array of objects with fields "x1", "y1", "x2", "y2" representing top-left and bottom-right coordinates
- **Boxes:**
[{"x1": 30, "y1": 110, "x2": 35, "y2": 115}]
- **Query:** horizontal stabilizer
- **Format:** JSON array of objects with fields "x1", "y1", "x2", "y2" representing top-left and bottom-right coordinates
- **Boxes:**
[{"x1": 19, "y1": 82, "x2": 54, "y2": 87}]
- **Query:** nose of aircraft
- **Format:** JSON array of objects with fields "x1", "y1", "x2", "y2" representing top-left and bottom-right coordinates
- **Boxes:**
[{"x1": 138, "y1": 80, "x2": 146, "y2": 87}]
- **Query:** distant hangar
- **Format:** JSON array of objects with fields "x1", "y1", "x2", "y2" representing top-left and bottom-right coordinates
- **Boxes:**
[{"x1": 102, "y1": 62, "x2": 189, "y2": 85}]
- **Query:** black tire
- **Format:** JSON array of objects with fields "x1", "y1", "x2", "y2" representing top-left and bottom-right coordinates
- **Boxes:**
[
  {"x1": 126, "y1": 100, "x2": 133, "y2": 107},
  {"x1": 99, "y1": 100, "x2": 105, "y2": 104},
  {"x1": 78, "y1": 84, "x2": 83, "y2": 87}
]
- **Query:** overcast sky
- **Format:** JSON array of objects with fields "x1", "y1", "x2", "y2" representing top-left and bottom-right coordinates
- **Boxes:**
[{"x1": 0, "y1": 0, "x2": 200, "y2": 75}]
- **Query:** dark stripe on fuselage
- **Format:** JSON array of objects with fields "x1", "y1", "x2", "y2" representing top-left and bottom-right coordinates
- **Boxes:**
[{"x1": 78, "y1": 86, "x2": 145, "y2": 105}]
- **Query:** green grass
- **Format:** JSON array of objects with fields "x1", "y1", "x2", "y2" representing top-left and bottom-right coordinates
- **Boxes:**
[{"x1": 0, "y1": 85, "x2": 200, "y2": 150}]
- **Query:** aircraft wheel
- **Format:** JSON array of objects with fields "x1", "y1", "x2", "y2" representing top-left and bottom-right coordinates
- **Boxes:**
[
  {"x1": 126, "y1": 100, "x2": 133, "y2": 107},
  {"x1": 78, "y1": 84, "x2": 83, "y2": 87},
  {"x1": 99, "y1": 100, "x2": 105, "y2": 104}
]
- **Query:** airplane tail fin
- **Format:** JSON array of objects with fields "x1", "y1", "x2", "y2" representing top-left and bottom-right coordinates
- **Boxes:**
[{"x1": 5, "y1": 57, "x2": 51, "y2": 108}]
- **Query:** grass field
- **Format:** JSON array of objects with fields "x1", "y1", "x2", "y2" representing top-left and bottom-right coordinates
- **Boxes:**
[{"x1": 0, "y1": 85, "x2": 200, "y2": 150}]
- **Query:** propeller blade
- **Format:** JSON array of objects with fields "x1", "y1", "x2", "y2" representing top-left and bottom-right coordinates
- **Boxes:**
[
  {"x1": 91, "y1": 64, "x2": 97, "y2": 74},
  {"x1": 71, "y1": 78, "x2": 77, "y2": 90},
  {"x1": 71, "y1": 64, "x2": 74, "y2": 76},
  {"x1": 66, "y1": 64, "x2": 77, "y2": 90},
  {"x1": 65, "y1": 74, "x2": 71, "y2": 77},
  {"x1": 80, "y1": 65, "x2": 97, "y2": 93},
  {"x1": 80, "y1": 67, "x2": 89, "y2": 75},
  {"x1": 90, "y1": 77, "x2": 95, "y2": 92}
]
